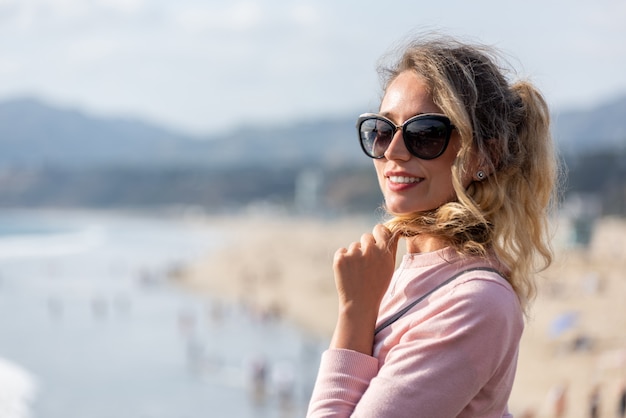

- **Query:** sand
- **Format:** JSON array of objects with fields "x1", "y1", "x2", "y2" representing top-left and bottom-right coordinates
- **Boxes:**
[{"x1": 175, "y1": 214, "x2": 626, "y2": 418}]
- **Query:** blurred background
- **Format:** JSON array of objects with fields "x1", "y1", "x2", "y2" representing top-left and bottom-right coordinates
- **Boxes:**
[{"x1": 0, "y1": 0, "x2": 625, "y2": 417}]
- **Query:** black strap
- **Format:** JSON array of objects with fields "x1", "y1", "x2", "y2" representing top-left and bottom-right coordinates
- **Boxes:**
[{"x1": 374, "y1": 267, "x2": 502, "y2": 336}]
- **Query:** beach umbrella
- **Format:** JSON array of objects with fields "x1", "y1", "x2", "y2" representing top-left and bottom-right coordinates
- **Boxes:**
[{"x1": 549, "y1": 311, "x2": 579, "y2": 339}]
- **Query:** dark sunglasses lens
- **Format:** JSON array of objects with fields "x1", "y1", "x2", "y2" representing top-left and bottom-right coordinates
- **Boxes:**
[
  {"x1": 404, "y1": 118, "x2": 449, "y2": 159},
  {"x1": 360, "y1": 118, "x2": 394, "y2": 158}
]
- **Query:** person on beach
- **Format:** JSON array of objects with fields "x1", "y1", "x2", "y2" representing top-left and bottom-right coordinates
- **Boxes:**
[
  {"x1": 306, "y1": 34, "x2": 560, "y2": 418},
  {"x1": 619, "y1": 379, "x2": 626, "y2": 418}
]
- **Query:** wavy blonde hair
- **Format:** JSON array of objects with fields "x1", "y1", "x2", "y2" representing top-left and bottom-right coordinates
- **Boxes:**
[{"x1": 378, "y1": 36, "x2": 561, "y2": 311}]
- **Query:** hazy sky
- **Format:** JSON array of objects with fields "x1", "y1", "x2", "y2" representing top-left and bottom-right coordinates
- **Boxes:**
[{"x1": 1, "y1": 0, "x2": 625, "y2": 135}]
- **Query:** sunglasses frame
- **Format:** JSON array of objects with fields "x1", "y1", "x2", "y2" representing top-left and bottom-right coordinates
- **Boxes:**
[{"x1": 356, "y1": 113, "x2": 455, "y2": 160}]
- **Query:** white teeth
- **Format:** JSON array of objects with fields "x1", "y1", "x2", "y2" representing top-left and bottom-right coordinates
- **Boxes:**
[{"x1": 388, "y1": 176, "x2": 420, "y2": 184}]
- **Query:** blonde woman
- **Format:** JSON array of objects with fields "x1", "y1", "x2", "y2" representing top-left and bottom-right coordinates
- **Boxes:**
[{"x1": 307, "y1": 35, "x2": 560, "y2": 418}]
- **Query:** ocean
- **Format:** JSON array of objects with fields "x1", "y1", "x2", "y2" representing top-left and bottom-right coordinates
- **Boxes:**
[{"x1": 0, "y1": 210, "x2": 326, "y2": 418}]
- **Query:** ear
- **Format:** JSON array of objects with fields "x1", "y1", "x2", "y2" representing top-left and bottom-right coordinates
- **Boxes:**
[
  {"x1": 464, "y1": 153, "x2": 488, "y2": 183},
  {"x1": 471, "y1": 138, "x2": 499, "y2": 180}
]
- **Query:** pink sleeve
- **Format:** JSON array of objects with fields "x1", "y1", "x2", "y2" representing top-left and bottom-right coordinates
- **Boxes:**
[
  {"x1": 306, "y1": 349, "x2": 379, "y2": 417},
  {"x1": 307, "y1": 278, "x2": 522, "y2": 418}
]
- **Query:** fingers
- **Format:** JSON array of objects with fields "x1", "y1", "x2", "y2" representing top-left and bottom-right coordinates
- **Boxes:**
[
  {"x1": 348, "y1": 240, "x2": 362, "y2": 253},
  {"x1": 338, "y1": 233, "x2": 374, "y2": 256},
  {"x1": 372, "y1": 223, "x2": 399, "y2": 258},
  {"x1": 334, "y1": 224, "x2": 398, "y2": 262},
  {"x1": 372, "y1": 224, "x2": 392, "y2": 244},
  {"x1": 372, "y1": 224, "x2": 398, "y2": 248},
  {"x1": 360, "y1": 233, "x2": 375, "y2": 248}
]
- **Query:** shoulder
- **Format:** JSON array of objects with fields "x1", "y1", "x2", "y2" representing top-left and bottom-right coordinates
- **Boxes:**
[
  {"x1": 450, "y1": 268, "x2": 517, "y2": 305},
  {"x1": 442, "y1": 268, "x2": 523, "y2": 331}
]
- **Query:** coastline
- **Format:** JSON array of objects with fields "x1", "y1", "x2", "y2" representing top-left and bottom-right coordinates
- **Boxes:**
[{"x1": 174, "y1": 215, "x2": 626, "y2": 418}]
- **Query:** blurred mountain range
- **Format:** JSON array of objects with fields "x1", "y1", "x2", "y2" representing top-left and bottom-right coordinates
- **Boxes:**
[
  {"x1": 553, "y1": 96, "x2": 626, "y2": 154},
  {"x1": 0, "y1": 97, "x2": 361, "y2": 168},
  {"x1": 1, "y1": 95, "x2": 625, "y2": 169},
  {"x1": 0, "y1": 95, "x2": 624, "y2": 215}
]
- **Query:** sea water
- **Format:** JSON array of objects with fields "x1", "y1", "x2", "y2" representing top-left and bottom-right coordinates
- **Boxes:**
[{"x1": 0, "y1": 210, "x2": 326, "y2": 418}]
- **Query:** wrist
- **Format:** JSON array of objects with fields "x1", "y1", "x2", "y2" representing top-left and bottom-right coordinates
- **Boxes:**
[{"x1": 329, "y1": 304, "x2": 377, "y2": 355}]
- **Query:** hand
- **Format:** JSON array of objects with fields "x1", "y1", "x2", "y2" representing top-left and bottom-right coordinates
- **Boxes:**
[{"x1": 330, "y1": 224, "x2": 398, "y2": 354}]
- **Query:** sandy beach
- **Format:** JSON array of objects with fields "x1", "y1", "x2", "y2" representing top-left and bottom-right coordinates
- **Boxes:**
[{"x1": 175, "y1": 214, "x2": 626, "y2": 418}]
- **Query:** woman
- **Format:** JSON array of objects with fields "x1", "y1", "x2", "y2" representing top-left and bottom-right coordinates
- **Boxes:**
[{"x1": 307, "y1": 35, "x2": 560, "y2": 417}]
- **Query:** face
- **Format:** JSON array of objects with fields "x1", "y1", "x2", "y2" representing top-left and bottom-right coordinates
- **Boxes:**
[{"x1": 374, "y1": 71, "x2": 463, "y2": 215}]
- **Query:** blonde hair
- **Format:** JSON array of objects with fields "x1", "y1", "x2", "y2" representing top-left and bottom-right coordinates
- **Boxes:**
[{"x1": 378, "y1": 36, "x2": 561, "y2": 310}]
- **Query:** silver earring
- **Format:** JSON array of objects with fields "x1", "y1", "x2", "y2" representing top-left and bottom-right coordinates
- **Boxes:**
[{"x1": 476, "y1": 170, "x2": 486, "y2": 181}]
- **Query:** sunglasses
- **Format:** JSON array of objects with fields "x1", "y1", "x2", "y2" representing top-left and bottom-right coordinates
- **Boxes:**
[{"x1": 357, "y1": 113, "x2": 455, "y2": 160}]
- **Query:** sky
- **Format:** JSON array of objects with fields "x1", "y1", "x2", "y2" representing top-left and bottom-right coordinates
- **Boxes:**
[{"x1": 1, "y1": 0, "x2": 625, "y2": 136}]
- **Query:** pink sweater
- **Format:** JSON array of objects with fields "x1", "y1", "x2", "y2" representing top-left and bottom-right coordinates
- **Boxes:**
[{"x1": 307, "y1": 247, "x2": 523, "y2": 418}]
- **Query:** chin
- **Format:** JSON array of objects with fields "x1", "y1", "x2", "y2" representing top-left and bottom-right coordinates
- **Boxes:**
[
  {"x1": 385, "y1": 207, "x2": 420, "y2": 217},
  {"x1": 385, "y1": 203, "x2": 437, "y2": 216}
]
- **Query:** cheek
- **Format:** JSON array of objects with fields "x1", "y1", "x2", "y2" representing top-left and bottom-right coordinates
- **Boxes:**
[
  {"x1": 430, "y1": 142, "x2": 461, "y2": 196},
  {"x1": 373, "y1": 159, "x2": 384, "y2": 177},
  {"x1": 373, "y1": 161, "x2": 387, "y2": 192},
  {"x1": 442, "y1": 137, "x2": 465, "y2": 182},
  {"x1": 460, "y1": 169, "x2": 475, "y2": 188}
]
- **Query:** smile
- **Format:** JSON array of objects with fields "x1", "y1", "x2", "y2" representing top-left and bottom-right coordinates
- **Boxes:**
[{"x1": 388, "y1": 176, "x2": 422, "y2": 184}]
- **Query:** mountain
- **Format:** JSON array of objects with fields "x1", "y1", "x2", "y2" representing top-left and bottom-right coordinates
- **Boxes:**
[
  {"x1": 0, "y1": 95, "x2": 624, "y2": 213},
  {"x1": 552, "y1": 95, "x2": 626, "y2": 154},
  {"x1": 0, "y1": 94, "x2": 625, "y2": 169},
  {"x1": 0, "y1": 98, "x2": 213, "y2": 167},
  {"x1": 0, "y1": 97, "x2": 363, "y2": 168}
]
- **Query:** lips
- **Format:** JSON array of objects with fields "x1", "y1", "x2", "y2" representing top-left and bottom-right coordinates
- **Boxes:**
[{"x1": 385, "y1": 172, "x2": 424, "y2": 191}]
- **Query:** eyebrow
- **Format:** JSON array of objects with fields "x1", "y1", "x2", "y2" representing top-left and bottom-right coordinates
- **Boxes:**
[{"x1": 379, "y1": 111, "x2": 426, "y2": 123}]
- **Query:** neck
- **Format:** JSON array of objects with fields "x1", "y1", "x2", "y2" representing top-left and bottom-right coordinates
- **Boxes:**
[{"x1": 405, "y1": 234, "x2": 449, "y2": 254}]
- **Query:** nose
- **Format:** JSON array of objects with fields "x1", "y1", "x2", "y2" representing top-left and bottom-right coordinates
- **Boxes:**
[{"x1": 383, "y1": 129, "x2": 411, "y2": 161}]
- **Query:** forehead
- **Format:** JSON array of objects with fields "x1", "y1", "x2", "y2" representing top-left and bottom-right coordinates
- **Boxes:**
[{"x1": 380, "y1": 71, "x2": 441, "y2": 119}]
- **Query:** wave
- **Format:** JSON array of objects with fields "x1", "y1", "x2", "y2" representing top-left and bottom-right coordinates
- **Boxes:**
[
  {"x1": 0, "y1": 225, "x2": 106, "y2": 259},
  {"x1": 0, "y1": 357, "x2": 38, "y2": 418}
]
